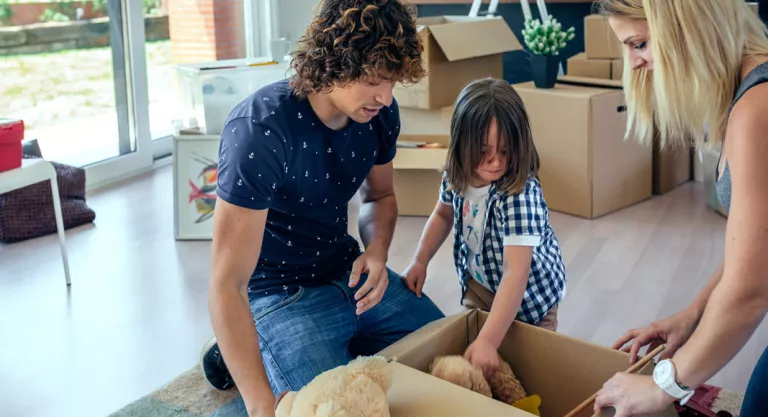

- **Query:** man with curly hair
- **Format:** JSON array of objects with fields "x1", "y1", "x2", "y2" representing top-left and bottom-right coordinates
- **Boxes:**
[{"x1": 200, "y1": 0, "x2": 445, "y2": 415}]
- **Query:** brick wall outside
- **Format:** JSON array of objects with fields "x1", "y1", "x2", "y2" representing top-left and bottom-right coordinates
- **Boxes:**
[
  {"x1": 6, "y1": 2, "x2": 102, "y2": 27},
  {"x1": 168, "y1": 0, "x2": 245, "y2": 64}
]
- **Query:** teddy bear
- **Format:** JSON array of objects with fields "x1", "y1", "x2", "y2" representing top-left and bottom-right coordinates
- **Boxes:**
[
  {"x1": 275, "y1": 355, "x2": 392, "y2": 417},
  {"x1": 429, "y1": 354, "x2": 527, "y2": 405}
]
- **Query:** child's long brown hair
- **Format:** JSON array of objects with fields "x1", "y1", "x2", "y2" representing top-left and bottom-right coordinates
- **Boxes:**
[{"x1": 444, "y1": 77, "x2": 539, "y2": 196}]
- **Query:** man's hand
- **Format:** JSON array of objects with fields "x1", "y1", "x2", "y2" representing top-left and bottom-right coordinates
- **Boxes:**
[
  {"x1": 349, "y1": 247, "x2": 389, "y2": 315},
  {"x1": 464, "y1": 337, "x2": 500, "y2": 380},
  {"x1": 402, "y1": 260, "x2": 427, "y2": 298},
  {"x1": 593, "y1": 373, "x2": 675, "y2": 417}
]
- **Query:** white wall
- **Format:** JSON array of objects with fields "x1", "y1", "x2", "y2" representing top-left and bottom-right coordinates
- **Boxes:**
[{"x1": 273, "y1": 0, "x2": 319, "y2": 49}]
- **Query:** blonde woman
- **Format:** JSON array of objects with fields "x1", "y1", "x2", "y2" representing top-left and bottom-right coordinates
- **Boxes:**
[{"x1": 591, "y1": 1, "x2": 768, "y2": 416}]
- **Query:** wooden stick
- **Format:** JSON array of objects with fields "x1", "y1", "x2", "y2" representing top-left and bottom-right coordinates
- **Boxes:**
[{"x1": 564, "y1": 344, "x2": 666, "y2": 417}]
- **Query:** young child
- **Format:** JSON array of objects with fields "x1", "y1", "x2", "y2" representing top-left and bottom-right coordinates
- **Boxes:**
[{"x1": 402, "y1": 77, "x2": 566, "y2": 378}]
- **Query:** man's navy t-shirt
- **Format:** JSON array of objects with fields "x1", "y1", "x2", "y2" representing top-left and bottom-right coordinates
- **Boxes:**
[{"x1": 216, "y1": 79, "x2": 400, "y2": 295}]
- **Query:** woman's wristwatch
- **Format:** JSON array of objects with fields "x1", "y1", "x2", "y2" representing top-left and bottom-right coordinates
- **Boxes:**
[{"x1": 653, "y1": 359, "x2": 695, "y2": 406}]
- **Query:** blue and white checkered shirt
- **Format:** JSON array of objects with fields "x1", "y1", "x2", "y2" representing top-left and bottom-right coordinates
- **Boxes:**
[{"x1": 439, "y1": 174, "x2": 567, "y2": 325}]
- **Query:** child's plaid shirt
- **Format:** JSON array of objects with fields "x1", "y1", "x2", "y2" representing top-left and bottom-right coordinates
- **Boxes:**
[{"x1": 439, "y1": 174, "x2": 567, "y2": 325}]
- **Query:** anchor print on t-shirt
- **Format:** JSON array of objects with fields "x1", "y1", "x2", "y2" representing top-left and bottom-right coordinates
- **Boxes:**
[{"x1": 216, "y1": 79, "x2": 401, "y2": 292}]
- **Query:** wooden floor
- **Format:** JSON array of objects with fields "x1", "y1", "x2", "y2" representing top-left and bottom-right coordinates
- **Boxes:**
[{"x1": 0, "y1": 163, "x2": 764, "y2": 417}]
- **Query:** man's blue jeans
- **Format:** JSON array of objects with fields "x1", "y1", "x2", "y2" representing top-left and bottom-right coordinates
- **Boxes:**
[
  {"x1": 741, "y1": 346, "x2": 768, "y2": 416},
  {"x1": 248, "y1": 267, "x2": 445, "y2": 395}
]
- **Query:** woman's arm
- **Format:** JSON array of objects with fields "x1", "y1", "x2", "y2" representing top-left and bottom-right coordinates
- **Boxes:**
[
  {"x1": 612, "y1": 262, "x2": 723, "y2": 364},
  {"x1": 673, "y1": 84, "x2": 768, "y2": 389}
]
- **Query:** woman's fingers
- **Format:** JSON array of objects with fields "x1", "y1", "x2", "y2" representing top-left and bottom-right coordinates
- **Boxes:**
[{"x1": 612, "y1": 329, "x2": 639, "y2": 350}]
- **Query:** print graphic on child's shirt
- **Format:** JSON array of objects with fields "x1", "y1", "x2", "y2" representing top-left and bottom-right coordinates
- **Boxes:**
[{"x1": 462, "y1": 185, "x2": 491, "y2": 289}]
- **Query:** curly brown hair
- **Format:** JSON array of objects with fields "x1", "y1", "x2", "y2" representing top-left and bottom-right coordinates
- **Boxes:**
[{"x1": 289, "y1": 0, "x2": 426, "y2": 97}]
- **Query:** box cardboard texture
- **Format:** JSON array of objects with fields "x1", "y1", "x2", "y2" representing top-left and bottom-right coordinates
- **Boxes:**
[
  {"x1": 585, "y1": 15, "x2": 622, "y2": 59},
  {"x1": 514, "y1": 78, "x2": 652, "y2": 219},
  {"x1": 392, "y1": 106, "x2": 453, "y2": 216},
  {"x1": 380, "y1": 310, "x2": 679, "y2": 417},
  {"x1": 567, "y1": 53, "x2": 624, "y2": 81},
  {"x1": 611, "y1": 58, "x2": 624, "y2": 80},
  {"x1": 653, "y1": 131, "x2": 692, "y2": 195},
  {"x1": 567, "y1": 53, "x2": 611, "y2": 79},
  {"x1": 393, "y1": 16, "x2": 522, "y2": 110}
]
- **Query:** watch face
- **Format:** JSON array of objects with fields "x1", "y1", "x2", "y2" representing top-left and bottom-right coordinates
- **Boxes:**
[{"x1": 654, "y1": 360, "x2": 673, "y2": 384}]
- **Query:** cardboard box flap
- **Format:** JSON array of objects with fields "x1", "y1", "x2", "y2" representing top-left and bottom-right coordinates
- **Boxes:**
[
  {"x1": 415, "y1": 15, "x2": 449, "y2": 28},
  {"x1": 378, "y1": 310, "x2": 471, "y2": 365},
  {"x1": 427, "y1": 17, "x2": 522, "y2": 62}
]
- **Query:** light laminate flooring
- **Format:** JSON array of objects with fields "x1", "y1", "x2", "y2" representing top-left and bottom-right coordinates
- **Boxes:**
[{"x1": 0, "y1": 163, "x2": 763, "y2": 417}]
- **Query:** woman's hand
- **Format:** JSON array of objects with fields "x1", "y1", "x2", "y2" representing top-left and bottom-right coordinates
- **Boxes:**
[
  {"x1": 613, "y1": 308, "x2": 699, "y2": 364},
  {"x1": 464, "y1": 338, "x2": 500, "y2": 379},
  {"x1": 594, "y1": 373, "x2": 675, "y2": 417},
  {"x1": 402, "y1": 260, "x2": 428, "y2": 298}
]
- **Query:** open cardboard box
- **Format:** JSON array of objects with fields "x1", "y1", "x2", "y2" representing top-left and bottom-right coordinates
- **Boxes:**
[
  {"x1": 393, "y1": 15, "x2": 522, "y2": 110},
  {"x1": 392, "y1": 105, "x2": 453, "y2": 216},
  {"x1": 380, "y1": 310, "x2": 679, "y2": 417}
]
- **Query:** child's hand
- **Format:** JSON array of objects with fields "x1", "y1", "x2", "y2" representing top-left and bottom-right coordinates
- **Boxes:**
[
  {"x1": 401, "y1": 260, "x2": 427, "y2": 298},
  {"x1": 464, "y1": 338, "x2": 500, "y2": 380}
]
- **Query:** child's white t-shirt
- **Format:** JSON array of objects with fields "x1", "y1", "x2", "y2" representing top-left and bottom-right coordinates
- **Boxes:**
[
  {"x1": 462, "y1": 185, "x2": 492, "y2": 291},
  {"x1": 461, "y1": 184, "x2": 545, "y2": 293}
]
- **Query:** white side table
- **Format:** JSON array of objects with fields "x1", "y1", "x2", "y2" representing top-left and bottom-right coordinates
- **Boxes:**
[{"x1": 0, "y1": 159, "x2": 71, "y2": 286}]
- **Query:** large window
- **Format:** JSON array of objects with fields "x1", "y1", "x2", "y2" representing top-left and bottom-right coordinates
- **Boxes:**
[{"x1": 0, "y1": 0, "x2": 302, "y2": 189}]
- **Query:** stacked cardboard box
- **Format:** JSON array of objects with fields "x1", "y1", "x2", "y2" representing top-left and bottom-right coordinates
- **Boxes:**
[
  {"x1": 392, "y1": 16, "x2": 522, "y2": 216},
  {"x1": 653, "y1": 129, "x2": 692, "y2": 195},
  {"x1": 567, "y1": 15, "x2": 624, "y2": 81},
  {"x1": 514, "y1": 78, "x2": 653, "y2": 219}
]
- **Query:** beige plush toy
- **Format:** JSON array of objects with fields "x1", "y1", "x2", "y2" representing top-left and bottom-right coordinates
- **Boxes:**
[
  {"x1": 275, "y1": 355, "x2": 393, "y2": 417},
  {"x1": 430, "y1": 355, "x2": 527, "y2": 405}
]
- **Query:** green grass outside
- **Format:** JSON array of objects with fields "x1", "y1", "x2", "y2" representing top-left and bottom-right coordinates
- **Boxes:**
[{"x1": 0, "y1": 40, "x2": 175, "y2": 131}]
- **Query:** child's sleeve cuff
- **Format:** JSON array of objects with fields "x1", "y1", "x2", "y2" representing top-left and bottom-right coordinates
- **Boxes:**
[{"x1": 503, "y1": 235, "x2": 541, "y2": 247}]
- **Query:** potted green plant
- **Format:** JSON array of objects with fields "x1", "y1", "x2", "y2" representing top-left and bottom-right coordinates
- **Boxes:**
[{"x1": 522, "y1": 16, "x2": 575, "y2": 88}]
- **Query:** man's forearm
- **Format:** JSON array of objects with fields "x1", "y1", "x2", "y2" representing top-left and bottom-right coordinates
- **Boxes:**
[
  {"x1": 674, "y1": 277, "x2": 768, "y2": 389},
  {"x1": 476, "y1": 272, "x2": 528, "y2": 349},
  {"x1": 358, "y1": 193, "x2": 397, "y2": 254},
  {"x1": 210, "y1": 285, "x2": 275, "y2": 415}
]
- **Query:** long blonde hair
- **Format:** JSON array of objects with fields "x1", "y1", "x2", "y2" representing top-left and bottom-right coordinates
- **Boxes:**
[{"x1": 596, "y1": 0, "x2": 768, "y2": 150}]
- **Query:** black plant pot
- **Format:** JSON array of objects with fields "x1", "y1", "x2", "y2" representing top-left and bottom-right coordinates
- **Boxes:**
[{"x1": 530, "y1": 54, "x2": 560, "y2": 89}]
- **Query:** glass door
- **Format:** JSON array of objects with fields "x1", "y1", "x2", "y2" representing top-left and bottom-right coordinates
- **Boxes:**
[{"x1": 0, "y1": 0, "x2": 153, "y2": 189}]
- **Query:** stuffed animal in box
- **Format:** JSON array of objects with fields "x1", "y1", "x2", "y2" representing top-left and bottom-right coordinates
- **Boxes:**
[
  {"x1": 275, "y1": 355, "x2": 392, "y2": 417},
  {"x1": 430, "y1": 355, "x2": 527, "y2": 405}
]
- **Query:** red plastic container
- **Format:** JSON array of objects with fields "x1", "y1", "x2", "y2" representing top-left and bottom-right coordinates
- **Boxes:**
[{"x1": 0, "y1": 119, "x2": 24, "y2": 172}]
